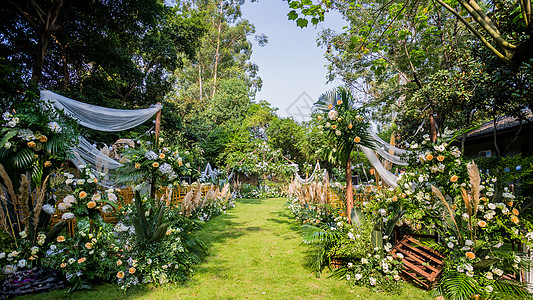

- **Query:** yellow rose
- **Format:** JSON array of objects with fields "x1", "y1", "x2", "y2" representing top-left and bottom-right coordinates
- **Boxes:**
[
  {"x1": 152, "y1": 162, "x2": 159, "y2": 168},
  {"x1": 437, "y1": 155, "x2": 445, "y2": 162},
  {"x1": 328, "y1": 104, "x2": 333, "y2": 110},
  {"x1": 466, "y1": 252, "x2": 476, "y2": 259},
  {"x1": 117, "y1": 260, "x2": 122, "y2": 266},
  {"x1": 57, "y1": 236, "x2": 65, "y2": 242},
  {"x1": 337, "y1": 100, "x2": 343, "y2": 105},
  {"x1": 79, "y1": 191, "x2": 87, "y2": 199},
  {"x1": 159, "y1": 153, "x2": 165, "y2": 159},
  {"x1": 78, "y1": 257, "x2": 86, "y2": 264},
  {"x1": 331, "y1": 125, "x2": 337, "y2": 129},
  {"x1": 135, "y1": 163, "x2": 141, "y2": 169},
  {"x1": 348, "y1": 124, "x2": 353, "y2": 129},
  {"x1": 317, "y1": 115, "x2": 322, "y2": 120},
  {"x1": 477, "y1": 220, "x2": 487, "y2": 227},
  {"x1": 450, "y1": 175, "x2": 459, "y2": 183},
  {"x1": 39, "y1": 135, "x2": 48, "y2": 143},
  {"x1": 117, "y1": 271, "x2": 125, "y2": 279},
  {"x1": 511, "y1": 215, "x2": 519, "y2": 224},
  {"x1": 426, "y1": 154, "x2": 434, "y2": 161},
  {"x1": 44, "y1": 161, "x2": 52, "y2": 167},
  {"x1": 512, "y1": 208, "x2": 519, "y2": 215},
  {"x1": 354, "y1": 136, "x2": 361, "y2": 143},
  {"x1": 60, "y1": 262, "x2": 67, "y2": 268},
  {"x1": 128, "y1": 267, "x2": 136, "y2": 274},
  {"x1": 86, "y1": 201, "x2": 96, "y2": 209},
  {"x1": 85, "y1": 243, "x2": 93, "y2": 249},
  {"x1": 27, "y1": 141, "x2": 36, "y2": 148}
]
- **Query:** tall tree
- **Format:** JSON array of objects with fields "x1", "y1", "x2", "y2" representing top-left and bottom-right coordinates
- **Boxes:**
[{"x1": 1, "y1": 0, "x2": 205, "y2": 109}]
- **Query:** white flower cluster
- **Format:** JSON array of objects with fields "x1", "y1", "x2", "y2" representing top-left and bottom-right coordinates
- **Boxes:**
[
  {"x1": 42, "y1": 203, "x2": 55, "y2": 215},
  {"x1": 144, "y1": 150, "x2": 158, "y2": 160},
  {"x1": 2, "y1": 111, "x2": 20, "y2": 128},
  {"x1": 159, "y1": 162, "x2": 177, "y2": 180},
  {"x1": 456, "y1": 263, "x2": 474, "y2": 277},
  {"x1": 47, "y1": 121, "x2": 62, "y2": 133},
  {"x1": 17, "y1": 128, "x2": 35, "y2": 141}
]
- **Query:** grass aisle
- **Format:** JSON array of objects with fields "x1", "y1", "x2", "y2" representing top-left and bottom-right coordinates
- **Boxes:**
[
  {"x1": 18, "y1": 198, "x2": 431, "y2": 299},
  {"x1": 138, "y1": 197, "x2": 430, "y2": 300}
]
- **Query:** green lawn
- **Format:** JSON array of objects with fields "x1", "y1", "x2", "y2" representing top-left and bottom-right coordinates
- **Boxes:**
[{"x1": 17, "y1": 198, "x2": 432, "y2": 299}]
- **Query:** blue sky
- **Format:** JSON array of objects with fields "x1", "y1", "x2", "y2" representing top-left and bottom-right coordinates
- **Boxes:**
[{"x1": 241, "y1": 1, "x2": 346, "y2": 122}]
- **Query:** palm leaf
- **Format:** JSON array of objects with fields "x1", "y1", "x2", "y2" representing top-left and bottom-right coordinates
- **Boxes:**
[
  {"x1": 435, "y1": 271, "x2": 478, "y2": 300},
  {"x1": 301, "y1": 224, "x2": 341, "y2": 245},
  {"x1": 9, "y1": 148, "x2": 35, "y2": 170},
  {"x1": 493, "y1": 279, "x2": 530, "y2": 298}
]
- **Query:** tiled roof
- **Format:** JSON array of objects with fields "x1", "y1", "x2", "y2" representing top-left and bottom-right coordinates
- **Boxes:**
[{"x1": 467, "y1": 109, "x2": 533, "y2": 137}]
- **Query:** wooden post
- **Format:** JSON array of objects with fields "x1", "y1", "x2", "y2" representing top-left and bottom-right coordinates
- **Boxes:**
[
  {"x1": 154, "y1": 103, "x2": 162, "y2": 142},
  {"x1": 346, "y1": 157, "x2": 353, "y2": 223}
]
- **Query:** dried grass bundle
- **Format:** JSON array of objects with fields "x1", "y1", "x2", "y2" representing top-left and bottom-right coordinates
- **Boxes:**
[
  {"x1": 32, "y1": 174, "x2": 50, "y2": 234},
  {"x1": 0, "y1": 165, "x2": 15, "y2": 202},
  {"x1": 432, "y1": 185, "x2": 460, "y2": 236},
  {"x1": 467, "y1": 161, "x2": 481, "y2": 216},
  {"x1": 164, "y1": 187, "x2": 173, "y2": 208},
  {"x1": 19, "y1": 174, "x2": 31, "y2": 233},
  {"x1": 0, "y1": 192, "x2": 7, "y2": 230},
  {"x1": 190, "y1": 184, "x2": 203, "y2": 210},
  {"x1": 0, "y1": 166, "x2": 18, "y2": 241},
  {"x1": 181, "y1": 189, "x2": 194, "y2": 217},
  {"x1": 202, "y1": 189, "x2": 216, "y2": 207},
  {"x1": 220, "y1": 183, "x2": 230, "y2": 201}
]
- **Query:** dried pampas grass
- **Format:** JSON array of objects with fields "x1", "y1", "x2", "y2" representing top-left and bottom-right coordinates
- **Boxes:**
[
  {"x1": 32, "y1": 174, "x2": 50, "y2": 234},
  {"x1": 19, "y1": 174, "x2": 31, "y2": 233}
]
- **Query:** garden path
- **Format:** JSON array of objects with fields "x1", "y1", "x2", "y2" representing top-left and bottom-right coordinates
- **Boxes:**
[
  {"x1": 140, "y1": 197, "x2": 430, "y2": 300},
  {"x1": 153, "y1": 197, "x2": 353, "y2": 299}
]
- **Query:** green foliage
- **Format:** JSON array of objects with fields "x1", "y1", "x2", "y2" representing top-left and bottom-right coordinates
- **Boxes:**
[
  {"x1": 131, "y1": 191, "x2": 169, "y2": 244},
  {"x1": 313, "y1": 86, "x2": 374, "y2": 165},
  {"x1": 301, "y1": 222, "x2": 343, "y2": 277},
  {"x1": 0, "y1": 92, "x2": 79, "y2": 189}
]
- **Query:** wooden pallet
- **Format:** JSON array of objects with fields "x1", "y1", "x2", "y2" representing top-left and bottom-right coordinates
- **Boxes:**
[{"x1": 391, "y1": 236, "x2": 445, "y2": 290}]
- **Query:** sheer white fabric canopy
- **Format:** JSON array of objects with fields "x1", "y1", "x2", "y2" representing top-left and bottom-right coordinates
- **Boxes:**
[
  {"x1": 41, "y1": 90, "x2": 161, "y2": 132},
  {"x1": 292, "y1": 161, "x2": 325, "y2": 184},
  {"x1": 42, "y1": 90, "x2": 161, "y2": 187},
  {"x1": 357, "y1": 129, "x2": 412, "y2": 188}
]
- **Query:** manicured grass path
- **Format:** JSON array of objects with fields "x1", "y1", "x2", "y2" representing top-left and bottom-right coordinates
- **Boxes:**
[{"x1": 19, "y1": 198, "x2": 431, "y2": 299}]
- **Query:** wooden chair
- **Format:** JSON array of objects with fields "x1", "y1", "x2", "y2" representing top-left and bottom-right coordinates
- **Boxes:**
[{"x1": 116, "y1": 187, "x2": 134, "y2": 206}]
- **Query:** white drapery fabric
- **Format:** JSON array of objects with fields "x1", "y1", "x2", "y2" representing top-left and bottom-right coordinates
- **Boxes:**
[
  {"x1": 360, "y1": 145, "x2": 399, "y2": 188},
  {"x1": 41, "y1": 90, "x2": 161, "y2": 187},
  {"x1": 41, "y1": 90, "x2": 162, "y2": 132},
  {"x1": 356, "y1": 129, "x2": 411, "y2": 188},
  {"x1": 292, "y1": 161, "x2": 325, "y2": 184}
]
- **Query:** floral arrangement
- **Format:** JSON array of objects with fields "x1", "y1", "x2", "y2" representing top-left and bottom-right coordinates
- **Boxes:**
[
  {"x1": 55, "y1": 165, "x2": 118, "y2": 226},
  {"x1": 227, "y1": 141, "x2": 293, "y2": 179},
  {"x1": 116, "y1": 137, "x2": 192, "y2": 188},
  {"x1": 0, "y1": 95, "x2": 78, "y2": 187},
  {"x1": 287, "y1": 194, "x2": 404, "y2": 292},
  {"x1": 367, "y1": 132, "x2": 533, "y2": 298},
  {"x1": 39, "y1": 207, "x2": 205, "y2": 291},
  {"x1": 235, "y1": 182, "x2": 287, "y2": 199}
]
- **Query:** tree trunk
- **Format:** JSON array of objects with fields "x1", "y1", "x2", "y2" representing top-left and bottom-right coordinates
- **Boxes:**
[
  {"x1": 345, "y1": 157, "x2": 353, "y2": 223},
  {"x1": 198, "y1": 62, "x2": 203, "y2": 100},
  {"x1": 430, "y1": 114, "x2": 437, "y2": 142},
  {"x1": 211, "y1": 3, "x2": 223, "y2": 99},
  {"x1": 31, "y1": 31, "x2": 50, "y2": 84}
]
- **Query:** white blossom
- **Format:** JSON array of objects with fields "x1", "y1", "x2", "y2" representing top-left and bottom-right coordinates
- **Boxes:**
[
  {"x1": 47, "y1": 122, "x2": 62, "y2": 133},
  {"x1": 42, "y1": 204, "x2": 55, "y2": 215},
  {"x1": 62, "y1": 212, "x2": 75, "y2": 220},
  {"x1": 369, "y1": 277, "x2": 376, "y2": 286}
]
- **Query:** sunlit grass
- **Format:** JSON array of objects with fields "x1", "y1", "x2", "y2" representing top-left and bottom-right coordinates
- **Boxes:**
[{"x1": 17, "y1": 198, "x2": 432, "y2": 299}]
